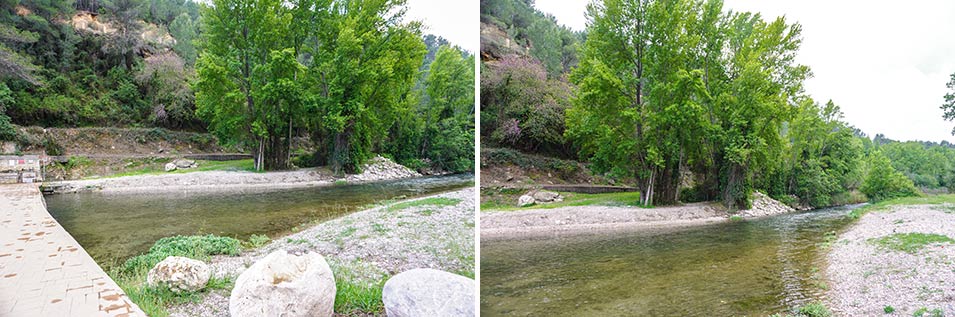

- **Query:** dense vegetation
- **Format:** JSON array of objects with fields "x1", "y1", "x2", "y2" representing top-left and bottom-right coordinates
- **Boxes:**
[
  {"x1": 0, "y1": 0, "x2": 474, "y2": 174},
  {"x1": 481, "y1": 0, "x2": 944, "y2": 209}
]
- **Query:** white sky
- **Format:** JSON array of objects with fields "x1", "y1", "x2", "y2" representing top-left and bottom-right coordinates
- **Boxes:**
[
  {"x1": 405, "y1": 0, "x2": 479, "y2": 53},
  {"x1": 533, "y1": 0, "x2": 955, "y2": 143}
]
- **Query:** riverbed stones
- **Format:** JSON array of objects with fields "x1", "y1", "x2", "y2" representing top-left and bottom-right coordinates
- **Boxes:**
[
  {"x1": 518, "y1": 195, "x2": 535, "y2": 207},
  {"x1": 146, "y1": 256, "x2": 211, "y2": 293},
  {"x1": 382, "y1": 268, "x2": 475, "y2": 317},
  {"x1": 229, "y1": 250, "x2": 336, "y2": 317}
]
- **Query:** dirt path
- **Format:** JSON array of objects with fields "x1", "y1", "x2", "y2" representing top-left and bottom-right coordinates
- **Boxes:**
[{"x1": 827, "y1": 205, "x2": 955, "y2": 316}]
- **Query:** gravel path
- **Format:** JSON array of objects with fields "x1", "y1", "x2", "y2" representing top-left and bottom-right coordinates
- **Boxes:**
[
  {"x1": 168, "y1": 187, "x2": 476, "y2": 317},
  {"x1": 481, "y1": 192, "x2": 794, "y2": 239},
  {"x1": 44, "y1": 156, "x2": 420, "y2": 194},
  {"x1": 827, "y1": 205, "x2": 955, "y2": 316}
]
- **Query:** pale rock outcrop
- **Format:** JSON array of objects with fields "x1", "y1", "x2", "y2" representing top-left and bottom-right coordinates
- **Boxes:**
[
  {"x1": 229, "y1": 250, "x2": 336, "y2": 317},
  {"x1": 382, "y1": 268, "x2": 475, "y2": 317},
  {"x1": 146, "y1": 256, "x2": 211, "y2": 293}
]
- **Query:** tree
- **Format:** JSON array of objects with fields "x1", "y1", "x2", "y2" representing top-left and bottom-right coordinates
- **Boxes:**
[
  {"x1": 421, "y1": 46, "x2": 475, "y2": 172},
  {"x1": 169, "y1": 13, "x2": 197, "y2": 65},
  {"x1": 942, "y1": 73, "x2": 955, "y2": 135},
  {"x1": 307, "y1": 0, "x2": 426, "y2": 174},
  {"x1": 195, "y1": 0, "x2": 297, "y2": 171},
  {"x1": 136, "y1": 52, "x2": 196, "y2": 128},
  {"x1": 862, "y1": 151, "x2": 919, "y2": 201},
  {"x1": 0, "y1": 24, "x2": 40, "y2": 85},
  {"x1": 102, "y1": 0, "x2": 146, "y2": 70}
]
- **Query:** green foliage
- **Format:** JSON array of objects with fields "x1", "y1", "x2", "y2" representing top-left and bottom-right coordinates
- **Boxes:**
[
  {"x1": 388, "y1": 197, "x2": 462, "y2": 212},
  {"x1": 119, "y1": 235, "x2": 241, "y2": 276},
  {"x1": 862, "y1": 151, "x2": 920, "y2": 201},
  {"x1": 246, "y1": 234, "x2": 270, "y2": 248},
  {"x1": 796, "y1": 302, "x2": 833, "y2": 317},
  {"x1": 416, "y1": 46, "x2": 475, "y2": 173},
  {"x1": 884, "y1": 305, "x2": 895, "y2": 314},
  {"x1": 869, "y1": 233, "x2": 955, "y2": 254}
]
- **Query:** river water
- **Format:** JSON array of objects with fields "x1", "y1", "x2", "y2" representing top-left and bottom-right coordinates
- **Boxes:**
[
  {"x1": 480, "y1": 204, "x2": 862, "y2": 316},
  {"x1": 44, "y1": 174, "x2": 473, "y2": 268}
]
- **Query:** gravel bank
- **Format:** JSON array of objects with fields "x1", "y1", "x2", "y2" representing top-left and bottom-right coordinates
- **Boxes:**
[
  {"x1": 481, "y1": 192, "x2": 794, "y2": 239},
  {"x1": 827, "y1": 205, "x2": 955, "y2": 315},
  {"x1": 168, "y1": 187, "x2": 476, "y2": 317},
  {"x1": 44, "y1": 156, "x2": 420, "y2": 194}
]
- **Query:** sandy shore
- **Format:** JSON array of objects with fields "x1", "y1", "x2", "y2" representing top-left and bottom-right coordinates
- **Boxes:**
[
  {"x1": 827, "y1": 205, "x2": 955, "y2": 315},
  {"x1": 481, "y1": 192, "x2": 795, "y2": 239},
  {"x1": 43, "y1": 156, "x2": 420, "y2": 194},
  {"x1": 168, "y1": 187, "x2": 476, "y2": 316}
]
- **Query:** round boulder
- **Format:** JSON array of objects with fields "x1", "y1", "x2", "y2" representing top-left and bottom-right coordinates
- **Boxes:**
[
  {"x1": 164, "y1": 162, "x2": 177, "y2": 172},
  {"x1": 230, "y1": 250, "x2": 336, "y2": 317},
  {"x1": 517, "y1": 195, "x2": 535, "y2": 207},
  {"x1": 146, "y1": 256, "x2": 211, "y2": 293},
  {"x1": 382, "y1": 268, "x2": 475, "y2": 317}
]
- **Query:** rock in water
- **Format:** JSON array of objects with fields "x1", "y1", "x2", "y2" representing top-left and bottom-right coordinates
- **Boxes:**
[
  {"x1": 532, "y1": 190, "x2": 561, "y2": 202},
  {"x1": 518, "y1": 195, "x2": 535, "y2": 207},
  {"x1": 383, "y1": 268, "x2": 475, "y2": 317},
  {"x1": 230, "y1": 250, "x2": 336, "y2": 317},
  {"x1": 146, "y1": 256, "x2": 211, "y2": 293},
  {"x1": 164, "y1": 162, "x2": 177, "y2": 172}
]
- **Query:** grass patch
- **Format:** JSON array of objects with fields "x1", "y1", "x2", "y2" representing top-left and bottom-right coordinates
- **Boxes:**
[
  {"x1": 869, "y1": 233, "x2": 955, "y2": 254},
  {"x1": 387, "y1": 197, "x2": 461, "y2": 212},
  {"x1": 371, "y1": 223, "x2": 389, "y2": 234},
  {"x1": 729, "y1": 215, "x2": 744, "y2": 222},
  {"x1": 913, "y1": 307, "x2": 944, "y2": 317},
  {"x1": 483, "y1": 191, "x2": 644, "y2": 211},
  {"x1": 112, "y1": 235, "x2": 242, "y2": 317},
  {"x1": 849, "y1": 194, "x2": 955, "y2": 219},
  {"x1": 330, "y1": 261, "x2": 388, "y2": 315},
  {"x1": 94, "y1": 159, "x2": 258, "y2": 179}
]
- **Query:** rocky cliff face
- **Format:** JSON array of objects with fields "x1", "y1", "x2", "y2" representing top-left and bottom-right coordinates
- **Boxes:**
[{"x1": 69, "y1": 11, "x2": 176, "y2": 50}]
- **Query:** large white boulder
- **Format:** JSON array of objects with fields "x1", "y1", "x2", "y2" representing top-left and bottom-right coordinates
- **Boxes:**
[
  {"x1": 146, "y1": 256, "x2": 211, "y2": 293},
  {"x1": 518, "y1": 195, "x2": 535, "y2": 207},
  {"x1": 230, "y1": 250, "x2": 336, "y2": 317},
  {"x1": 164, "y1": 162, "x2": 177, "y2": 172},
  {"x1": 382, "y1": 268, "x2": 475, "y2": 317}
]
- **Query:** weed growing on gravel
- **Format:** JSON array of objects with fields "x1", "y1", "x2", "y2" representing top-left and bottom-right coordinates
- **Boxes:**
[
  {"x1": 884, "y1": 305, "x2": 895, "y2": 314},
  {"x1": 729, "y1": 215, "x2": 744, "y2": 222},
  {"x1": 330, "y1": 261, "x2": 388, "y2": 315},
  {"x1": 371, "y1": 223, "x2": 390, "y2": 234},
  {"x1": 912, "y1": 307, "x2": 944, "y2": 317},
  {"x1": 112, "y1": 235, "x2": 242, "y2": 316},
  {"x1": 869, "y1": 233, "x2": 955, "y2": 254},
  {"x1": 245, "y1": 234, "x2": 270, "y2": 248}
]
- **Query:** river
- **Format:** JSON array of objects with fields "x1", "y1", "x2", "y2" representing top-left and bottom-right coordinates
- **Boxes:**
[
  {"x1": 44, "y1": 174, "x2": 473, "y2": 268},
  {"x1": 480, "y1": 204, "x2": 862, "y2": 316}
]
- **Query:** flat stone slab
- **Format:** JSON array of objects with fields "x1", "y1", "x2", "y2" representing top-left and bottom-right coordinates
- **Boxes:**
[{"x1": 0, "y1": 184, "x2": 144, "y2": 316}]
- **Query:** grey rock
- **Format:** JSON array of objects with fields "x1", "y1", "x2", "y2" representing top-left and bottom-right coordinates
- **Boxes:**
[
  {"x1": 146, "y1": 256, "x2": 211, "y2": 293},
  {"x1": 518, "y1": 195, "x2": 535, "y2": 207},
  {"x1": 382, "y1": 268, "x2": 475, "y2": 317},
  {"x1": 230, "y1": 250, "x2": 336, "y2": 317}
]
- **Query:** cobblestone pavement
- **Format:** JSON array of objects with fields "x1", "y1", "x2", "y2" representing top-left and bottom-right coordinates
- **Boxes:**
[{"x1": 0, "y1": 184, "x2": 144, "y2": 316}]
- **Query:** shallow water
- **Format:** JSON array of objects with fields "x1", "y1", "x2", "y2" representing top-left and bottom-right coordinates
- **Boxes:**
[
  {"x1": 480, "y1": 204, "x2": 862, "y2": 316},
  {"x1": 45, "y1": 174, "x2": 473, "y2": 268}
]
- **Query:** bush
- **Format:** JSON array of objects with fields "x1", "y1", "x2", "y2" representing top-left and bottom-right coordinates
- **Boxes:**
[
  {"x1": 246, "y1": 234, "x2": 270, "y2": 248},
  {"x1": 862, "y1": 152, "x2": 920, "y2": 201},
  {"x1": 0, "y1": 114, "x2": 17, "y2": 141},
  {"x1": 119, "y1": 235, "x2": 241, "y2": 275},
  {"x1": 43, "y1": 136, "x2": 64, "y2": 156}
]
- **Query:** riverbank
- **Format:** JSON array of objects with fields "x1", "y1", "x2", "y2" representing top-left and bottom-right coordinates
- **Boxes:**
[
  {"x1": 164, "y1": 187, "x2": 475, "y2": 316},
  {"x1": 43, "y1": 156, "x2": 420, "y2": 194},
  {"x1": 481, "y1": 191, "x2": 794, "y2": 239},
  {"x1": 827, "y1": 200, "x2": 955, "y2": 315}
]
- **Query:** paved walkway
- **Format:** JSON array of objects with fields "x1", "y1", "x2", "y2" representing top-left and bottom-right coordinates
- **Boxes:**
[{"x1": 0, "y1": 184, "x2": 144, "y2": 316}]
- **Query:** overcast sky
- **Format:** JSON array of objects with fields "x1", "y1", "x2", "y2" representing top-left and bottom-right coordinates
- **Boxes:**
[
  {"x1": 533, "y1": 0, "x2": 955, "y2": 143},
  {"x1": 405, "y1": 0, "x2": 478, "y2": 53}
]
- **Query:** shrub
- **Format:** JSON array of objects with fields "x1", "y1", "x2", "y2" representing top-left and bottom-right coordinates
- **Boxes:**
[
  {"x1": 43, "y1": 136, "x2": 64, "y2": 156},
  {"x1": 119, "y1": 235, "x2": 241, "y2": 275},
  {"x1": 862, "y1": 152, "x2": 919, "y2": 201},
  {"x1": 246, "y1": 234, "x2": 270, "y2": 248}
]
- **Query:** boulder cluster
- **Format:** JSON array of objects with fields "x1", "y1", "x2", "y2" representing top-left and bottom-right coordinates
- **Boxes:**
[
  {"x1": 517, "y1": 190, "x2": 564, "y2": 207},
  {"x1": 164, "y1": 158, "x2": 198, "y2": 172},
  {"x1": 146, "y1": 250, "x2": 475, "y2": 316}
]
